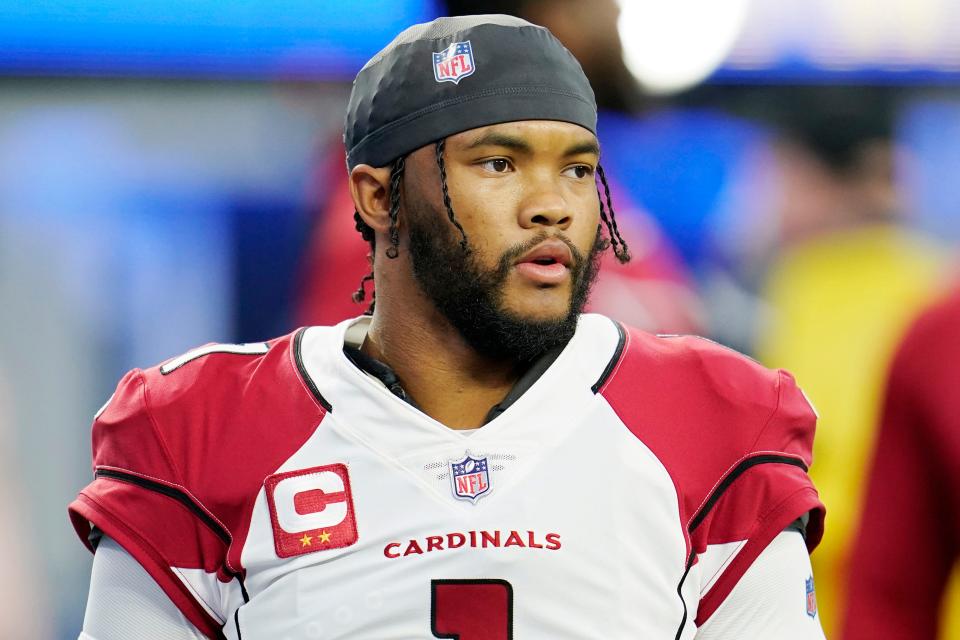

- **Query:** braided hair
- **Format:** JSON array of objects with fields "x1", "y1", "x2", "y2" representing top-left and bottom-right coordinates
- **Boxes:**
[
  {"x1": 352, "y1": 156, "x2": 405, "y2": 309},
  {"x1": 351, "y1": 141, "x2": 631, "y2": 306},
  {"x1": 434, "y1": 139, "x2": 470, "y2": 253},
  {"x1": 596, "y1": 164, "x2": 630, "y2": 263}
]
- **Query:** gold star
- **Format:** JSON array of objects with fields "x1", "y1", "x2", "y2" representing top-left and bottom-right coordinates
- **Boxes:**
[
  {"x1": 300, "y1": 534, "x2": 313, "y2": 547},
  {"x1": 318, "y1": 530, "x2": 332, "y2": 544}
]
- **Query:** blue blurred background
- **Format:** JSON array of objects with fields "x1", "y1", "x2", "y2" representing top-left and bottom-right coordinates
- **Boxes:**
[{"x1": 2, "y1": 1, "x2": 958, "y2": 638}]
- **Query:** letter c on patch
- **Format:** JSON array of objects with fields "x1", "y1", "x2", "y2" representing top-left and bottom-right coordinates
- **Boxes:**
[{"x1": 273, "y1": 470, "x2": 348, "y2": 533}]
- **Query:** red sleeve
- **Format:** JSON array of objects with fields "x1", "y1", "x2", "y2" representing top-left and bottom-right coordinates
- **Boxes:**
[
  {"x1": 600, "y1": 328, "x2": 825, "y2": 627},
  {"x1": 69, "y1": 332, "x2": 328, "y2": 639},
  {"x1": 68, "y1": 369, "x2": 228, "y2": 639},
  {"x1": 693, "y1": 370, "x2": 825, "y2": 623},
  {"x1": 842, "y1": 299, "x2": 960, "y2": 640}
]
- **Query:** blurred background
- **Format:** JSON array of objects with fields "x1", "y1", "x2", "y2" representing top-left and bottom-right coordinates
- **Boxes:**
[{"x1": 3, "y1": 0, "x2": 959, "y2": 638}]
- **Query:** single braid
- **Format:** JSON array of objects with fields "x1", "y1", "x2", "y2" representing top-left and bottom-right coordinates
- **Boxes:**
[
  {"x1": 596, "y1": 163, "x2": 631, "y2": 263},
  {"x1": 597, "y1": 192, "x2": 619, "y2": 254},
  {"x1": 435, "y1": 139, "x2": 470, "y2": 253},
  {"x1": 351, "y1": 271, "x2": 375, "y2": 303},
  {"x1": 351, "y1": 211, "x2": 375, "y2": 305},
  {"x1": 385, "y1": 156, "x2": 405, "y2": 259}
]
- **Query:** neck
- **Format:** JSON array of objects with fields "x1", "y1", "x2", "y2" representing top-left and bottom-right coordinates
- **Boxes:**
[{"x1": 361, "y1": 269, "x2": 520, "y2": 429}]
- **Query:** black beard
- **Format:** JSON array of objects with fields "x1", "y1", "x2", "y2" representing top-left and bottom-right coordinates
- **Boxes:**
[{"x1": 407, "y1": 206, "x2": 606, "y2": 365}]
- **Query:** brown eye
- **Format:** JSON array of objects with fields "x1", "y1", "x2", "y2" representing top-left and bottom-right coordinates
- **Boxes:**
[
  {"x1": 563, "y1": 164, "x2": 594, "y2": 179},
  {"x1": 481, "y1": 158, "x2": 511, "y2": 173}
]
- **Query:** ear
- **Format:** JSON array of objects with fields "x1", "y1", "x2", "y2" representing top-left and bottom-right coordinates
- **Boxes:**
[{"x1": 350, "y1": 164, "x2": 393, "y2": 233}]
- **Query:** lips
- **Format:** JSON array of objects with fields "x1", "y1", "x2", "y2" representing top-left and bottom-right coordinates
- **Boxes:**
[
  {"x1": 514, "y1": 239, "x2": 573, "y2": 285},
  {"x1": 516, "y1": 239, "x2": 573, "y2": 268}
]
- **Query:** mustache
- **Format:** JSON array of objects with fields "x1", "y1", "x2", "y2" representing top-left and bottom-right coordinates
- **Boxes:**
[{"x1": 493, "y1": 231, "x2": 586, "y2": 279}]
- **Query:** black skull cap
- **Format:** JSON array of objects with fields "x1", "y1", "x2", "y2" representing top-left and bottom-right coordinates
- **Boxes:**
[{"x1": 344, "y1": 14, "x2": 597, "y2": 170}]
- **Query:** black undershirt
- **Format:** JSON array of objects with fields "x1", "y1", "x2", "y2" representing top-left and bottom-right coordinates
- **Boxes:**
[{"x1": 342, "y1": 343, "x2": 565, "y2": 425}]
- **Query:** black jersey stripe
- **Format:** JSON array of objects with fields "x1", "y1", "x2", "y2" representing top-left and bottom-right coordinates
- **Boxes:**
[
  {"x1": 234, "y1": 606, "x2": 243, "y2": 640},
  {"x1": 591, "y1": 320, "x2": 626, "y2": 393},
  {"x1": 688, "y1": 454, "x2": 808, "y2": 533},
  {"x1": 674, "y1": 551, "x2": 696, "y2": 640},
  {"x1": 293, "y1": 327, "x2": 333, "y2": 413},
  {"x1": 96, "y1": 468, "x2": 231, "y2": 544},
  {"x1": 94, "y1": 467, "x2": 250, "y2": 603}
]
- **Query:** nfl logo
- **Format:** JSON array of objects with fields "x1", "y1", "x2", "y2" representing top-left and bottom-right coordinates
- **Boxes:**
[
  {"x1": 433, "y1": 40, "x2": 476, "y2": 84},
  {"x1": 449, "y1": 452, "x2": 491, "y2": 503},
  {"x1": 805, "y1": 576, "x2": 818, "y2": 618}
]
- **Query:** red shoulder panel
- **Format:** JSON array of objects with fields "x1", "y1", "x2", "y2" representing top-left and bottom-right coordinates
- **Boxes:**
[
  {"x1": 599, "y1": 326, "x2": 824, "y2": 625},
  {"x1": 69, "y1": 329, "x2": 329, "y2": 637},
  {"x1": 133, "y1": 330, "x2": 329, "y2": 576}
]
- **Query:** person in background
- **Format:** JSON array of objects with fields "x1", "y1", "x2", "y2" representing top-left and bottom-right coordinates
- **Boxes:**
[
  {"x1": 755, "y1": 108, "x2": 947, "y2": 635},
  {"x1": 296, "y1": 0, "x2": 704, "y2": 335},
  {"x1": 842, "y1": 282, "x2": 960, "y2": 640}
]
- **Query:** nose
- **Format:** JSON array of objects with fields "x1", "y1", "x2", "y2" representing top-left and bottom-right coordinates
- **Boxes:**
[{"x1": 517, "y1": 184, "x2": 572, "y2": 230}]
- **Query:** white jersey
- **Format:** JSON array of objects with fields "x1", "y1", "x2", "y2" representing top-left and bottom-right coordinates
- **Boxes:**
[{"x1": 70, "y1": 314, "x2": 825, "y2": 639}]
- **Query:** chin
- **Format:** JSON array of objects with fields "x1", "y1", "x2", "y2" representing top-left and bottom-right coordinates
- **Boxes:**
[{"x1": 500, "y1": 292, "x2": 572, "y2": 324}]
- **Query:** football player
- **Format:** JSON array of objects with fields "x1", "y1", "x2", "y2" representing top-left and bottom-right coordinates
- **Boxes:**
[{"x1": 72, "y1": 15, "x2": 827, "y2": 639}]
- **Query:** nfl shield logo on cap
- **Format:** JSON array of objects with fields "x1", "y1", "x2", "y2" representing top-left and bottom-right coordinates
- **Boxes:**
[
  {"x1": 449, "y1": 452, "x2": 491, "y2": 503},
  {"x1": 433, "y1": 41, "x2": 475, "y2": 84}
]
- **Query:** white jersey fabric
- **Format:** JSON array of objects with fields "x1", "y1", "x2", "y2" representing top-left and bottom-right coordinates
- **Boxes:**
[{"x1": 70, "y1": 314, "x2": 826, "y2": 639}]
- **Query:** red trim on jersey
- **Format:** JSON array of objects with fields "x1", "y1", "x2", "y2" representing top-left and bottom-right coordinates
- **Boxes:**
[
  {"x1": 695, "y1": 486, "x2": 823, "y2": 624},
  {"x1": 70, "y1": 493, "x2": 225, "y2": 639}
]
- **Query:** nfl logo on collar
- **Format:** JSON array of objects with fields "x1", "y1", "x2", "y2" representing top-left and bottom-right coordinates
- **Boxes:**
[
  {"x1": 433, "y1": 41, "x2": 475, "y2": 84},
  {"x1": 449, "y1": 452, "x2": 491, "y2": 503}
]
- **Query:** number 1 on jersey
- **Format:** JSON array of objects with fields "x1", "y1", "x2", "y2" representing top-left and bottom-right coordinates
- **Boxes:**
[{"x1": 431, "y1": 579, "x2": 513, "y2": 640}]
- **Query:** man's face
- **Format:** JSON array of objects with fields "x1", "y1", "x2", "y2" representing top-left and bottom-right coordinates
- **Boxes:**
[{"x1": 400, "y1": 120, "x2": 606, "y2": 362}]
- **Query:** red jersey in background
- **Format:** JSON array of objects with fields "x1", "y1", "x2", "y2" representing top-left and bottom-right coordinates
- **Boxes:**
[{"x1": 844, "y1": 285, "x2": 960, "y2": 640}]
